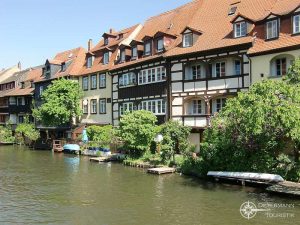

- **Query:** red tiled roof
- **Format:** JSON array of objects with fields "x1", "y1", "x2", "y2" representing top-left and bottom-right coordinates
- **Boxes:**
[{"x1": 4, "y1": 87, "x2": 34, "y2": 97}]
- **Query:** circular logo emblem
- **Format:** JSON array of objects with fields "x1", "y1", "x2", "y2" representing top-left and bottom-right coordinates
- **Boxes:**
[{"x1": 240, "y1": 201, "x2": 257, "y2": 219}]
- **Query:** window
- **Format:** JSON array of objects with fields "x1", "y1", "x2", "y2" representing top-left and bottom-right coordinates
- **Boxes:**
[
  {"x1": 21, "y1": 82, "x2": 25, "y2": 89},
  {"x1": 39, "y1": 86, "x2": 44, "y2": 97},
  {"x1": 90, "y1": 99, "x2": 97, "y2": 114},
  {"x1": 234, "y1": 60, "x2": 241, "y2": 75},
  {"x1": 215, "y1": 62, "x2": 226, "y2": 77},
  {"x1": 87, "y1": 56, "x2": 94, "y2": 68},
  {"x1": 293, "y1": 15, "x2": 300, "y2": 34},
  {"x1": 276, "y1": 58, "x2": 287, "y2": 76},
  {"x1": 99, "y1": 99, "x2": 106, "y2": 114},
  {"x1": 183, "y1": 33, "x2": 193, "y2": 47},
  {"x1": 138, "y1": 66, "x2": 166, "y2": 85},
  {"x1": 144, "y1": 42, "x2": 151, "y2": 56},
  {"x1": 234, "y1": 22, "x2": 247, "y2": 38},
  {"x1": 120, "y1": 102, "x2": 134, "y2": 115},
  {"x1": 104, "y1": 38, "x2": 109, "y2": 45},
  {"x1": 120, "y1": 50, "x2": 125, "y2": 62},
  {"x1": 138, "y1": 99, "x2": 166, "y2": 115},
  {"x1": 83, "y1": 100, "x2": 88, "y2": 114},
  {"x1": 99, "y1": 74, "x2": 106, "y2": 88},
  {"x1": 91, "y1": 75, "x2": 97, "y2": 89},
  {"x1": 61, "y1": 63, "x2": 66, "y2": 71},
  {"x1": 119, "y1": 72, "x2": 136, "y2": 87},
  {"x1": 132, "y1": 46, "x2": 138, "y2": 59},
  {"x1": 17, "y1": 97, "x2": 23, "y2": 106},
  {"x1": 215, "y1": 98, "x2": 227, "y2": 113},
  {"x1": 45, "y1": 66, "x2": 50, "y2": 79},
  {"x1": 192, "y1": 100, "x2": 203, "y2": 115},
  {"x1": 83, "y1": 77, "x2": 89, "y2": 90},
  {"x1": 9, "y1": 97, "x2": 16, "y2": 105},
  {"x1": 103, "y1": 52, "x2": 109, "y2": 64},
  {"x1": 157, "y1": 38, "x2": 164, "y2": 52},
  {"x1": 18, "y1": 115, "x2": 24, "y2": 124},
  {"x1": 192, "y1": 65, "x2": 201, "y2": 79},
  {"x1": 30, "y1": 81, "x2": 34, "y2": 88},
  {"x1": 266, "y1": 19, "x2": 278, "y2": 39}
]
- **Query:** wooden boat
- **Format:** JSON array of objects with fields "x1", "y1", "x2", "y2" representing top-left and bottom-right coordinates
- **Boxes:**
[{"x1": 207, "y1": 171, "x2": 284, "y2": 183}]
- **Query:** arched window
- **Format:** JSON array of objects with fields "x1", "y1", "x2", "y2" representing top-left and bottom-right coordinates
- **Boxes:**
[{"x1": 270, "y1": 54, "x2": 295, "y2": 77}]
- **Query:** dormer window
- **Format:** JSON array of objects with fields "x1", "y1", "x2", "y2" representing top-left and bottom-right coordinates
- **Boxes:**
[
  {"x1": 104, "y1": 38, "x2": 109, "y2": 45},
  {"x1": 157, "y1": 38, "x2": 164, "y2": 52},
  {"x1": 132, "y1": 46, "x2": 138, "y2": 59},
  {"x1": 103, "y1": 52, "x2": 109, "y2": 64},
  {"x1": 45, "y1": 65, "x2": 50, "y2": 79},
  {"x1": 61, "y1": 62, "x2": 66, "y2": 71},
  {"x1": 87, "y1": 56, "x2": 94, "y2": 68},
  {"x1": 234, "y1": 21, "x2": 247, "y2": 38},
  {"x1": 266, "y1": 19, "x2": 279, "y2": 40},
  {"x1": 183, "y1": 33, "x2": 193, "y2": 47},
  {"x1": 21, "y1": 82, "x2": 25, "y2": 89},
  {"x1": 144, "y1": 41, "x2": 151, "y2": 56},
  {"x1": 120, "y1": 49, "x2": 125, "y2": 62},
  {"x1": 293, "y1": 15, "x2": 300, "y2": 34}
]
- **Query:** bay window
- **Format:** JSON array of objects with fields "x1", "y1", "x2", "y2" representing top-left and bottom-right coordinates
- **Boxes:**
[
  {"x1": 138, "y1": 66, "x2": 166, "y2": 85},
  {"x1": 266, "y1": 19, "x2": 278, "y2": 39},
  {"x1": 138, "y1": 99, "x2": 166, "y2": 115},
  {"x1": 293, "y1": 15, "x2": 300, "y2": 34}
]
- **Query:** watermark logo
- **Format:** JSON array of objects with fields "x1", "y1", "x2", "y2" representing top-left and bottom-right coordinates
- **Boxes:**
[
  {"x1": 240, "y1": 201, "x2": 270, "y2": 219},
  {"x1": 240, "y1": 201, "x2": 295, "y2": 220}
]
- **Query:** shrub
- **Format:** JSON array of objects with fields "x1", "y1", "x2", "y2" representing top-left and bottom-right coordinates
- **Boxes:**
[
  {"x1": 15, "y1": 117, "x2": 40, "y2": 145},
  {"x1": 86, "y1": 125, "x2": 113, "y2": 148},
  {"x1": 0, "y1": 125, "x2": 15, "y2": 143}
]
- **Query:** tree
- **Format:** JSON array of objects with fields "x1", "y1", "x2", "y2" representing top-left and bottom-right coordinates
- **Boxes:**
[
  {"x1": 199, "y1": 79, "x2": 300, "y2": 181},
  {"x1": 284, "y1": 57, "x2": 300, "y2": 85},
  {"x1": 159, "y1": 121, "x2": 191, "y2": 162},
  {"x1": 86, "y1": 125, "x2": 113, "y2": 147},
  {"x1": 117, "y1": 110, "x2": 157, "y2": 157},
  {"x1": 33, "y1": 78, "x2": 83, "y2": 126},
  {"x1": 0, "y1": 125, "x2": 15, "y2": 143},
  {"x1": 15, "y1": 116, "x2": 40, "y2": 145}
]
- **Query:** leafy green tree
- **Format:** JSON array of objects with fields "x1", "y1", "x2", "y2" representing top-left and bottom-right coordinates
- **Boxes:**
[
  {"x1": 284, "y1": 57, "x2": 300, "y2": 85},
  {"x1": 0, "y1": 125, "x2": 15, "y2": 143},
  {"x1": 198, "y1": 80, "x2": 300, "y2": 181},
  {"x1": 117, "y1": 110, "x2": 157, "y2": 157},
  {"x1": 159, "y1": 121, "x2": 191, "y2": 162},
  {"x1": 86, "y1": 125, "x2": 113, "y2": 147},
  {"x1": 33, "y1": 78, "x2": 83, "y2": 126},
  {"x1": 15, "y1": 116, "x2": 40, "y2": 145}
]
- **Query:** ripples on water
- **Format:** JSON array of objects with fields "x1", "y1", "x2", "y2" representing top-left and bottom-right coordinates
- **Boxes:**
[{"x1": 0, "y1": 146, "x2": 299, "y2": 225}]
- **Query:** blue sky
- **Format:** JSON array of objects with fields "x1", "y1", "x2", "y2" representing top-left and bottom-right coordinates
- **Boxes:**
[{"x1": 0, "y1": 0, "x2": 191, "y2": 70}]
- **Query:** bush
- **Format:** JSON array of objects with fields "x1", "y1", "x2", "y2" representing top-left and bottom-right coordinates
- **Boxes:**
[
  {"x1": 86, "y1": 125, "x2": 113, "y2": 148},
  {"x1": 117, "y1": 110, "x2": 157, "y2": 157},
  {"x1": 15, "y1": 117, "x2": 40, "y2": 145},
  {"x1": 0, "y1": 125, "x2": 15, "y2": 143}
]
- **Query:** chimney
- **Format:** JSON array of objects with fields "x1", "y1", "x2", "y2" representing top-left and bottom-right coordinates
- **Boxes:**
[
  {"x1": 109, "y1": 28, "x2": 115, "y2": 34},
  {"x1": 17, "y1": 61, "x2": 21, "y2": 70},
  {"x1": 88, "y1": 39, "x2": 93, "y2": 52}
]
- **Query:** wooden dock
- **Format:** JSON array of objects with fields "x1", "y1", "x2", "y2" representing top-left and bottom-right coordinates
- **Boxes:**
[
  {"x1": 147, "y1": 167, "x2": 176, "y2": 175},
  {"x1": 90, "y1": 157, "x2": 111, "y2": 163},
  {"x1": 266, "y1": 181, "x2": 300, "y2": 197}
]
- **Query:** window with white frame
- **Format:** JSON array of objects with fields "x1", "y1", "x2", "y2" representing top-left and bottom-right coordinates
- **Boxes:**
[
  {"x1": 192, "y1": 65, "x2": 201, "y2": 79},
  {"x1": 119, "y1": 72, "x2": 136, "y2": 87},
  {"x1": 120, "y1": 102, "x2": 134, "y2": 115},
  {"x1": 157, "y1": 38, "x2": 164, "y2": 52},
  {"x1": 83, "y1": 77, "x2": 89, "y2": 90},
  {"x1": 266, "y1": 19, "x2": 278, "y2": 39},
  {"x1": 91, "y1": 75, "x2": 97, "y2": 89},
  {"x1": 215, "y1": 62, "x2": 226, "y2": 77},
  {"x1": 191, "y1": 100, "x2": 203, "y2": 115},
  {"x1": 144, "y1": 42, "x2": 151, "y2": 56},
  {"x1": 99, "y1": 74, "x2": 106, "y2": 88},
  {"x1": 132, "y1": 46, "x2": 138, "y2": 59},
  {"x1": 138, "y1": 66, "x2": 166, "y2": 85},
  {"x1": 276, "y1": 58, "x2": 287, "y2": 76},
  {"x1": 120, "y1": 49, "x2": 125, "y2": 62},
  {"x1": 99, "y1": 99, "x2": 106, "y2": 114},
  {"x1": 183, "y1": 33, "x2": 193, "y2": 47},
  {"x1": 234, "y1": 60, "x2": 241, "y2": 75},
  {"x1": 214, "y1": 98, "x2": 227, "y2": 113},
  {"x1": 138, "y1": 99, "x2": 166, "y2": 115},
  {"x1": 91, "y1": 99, "x2": 97, "y2": 114},
  {"x1": 87, "y1": 56, "x2": 94, "y2": 68},
  {"x1": 293, "y1": 15, "x2": 300, "y2": 34},
  {"x1": 234, "y1": 22, "x2": 247, "y2": 38},
  {"x1": 83, "y1": 100, "x2": 88, "y2": 114},
  {"x1": 103, "y1": 52, "x2": 109, "y2": 64}
]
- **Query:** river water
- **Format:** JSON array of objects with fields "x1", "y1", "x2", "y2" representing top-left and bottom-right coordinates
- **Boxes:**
[{"x1": 0, "y1": 146, "x2": 299, "y2": 225}]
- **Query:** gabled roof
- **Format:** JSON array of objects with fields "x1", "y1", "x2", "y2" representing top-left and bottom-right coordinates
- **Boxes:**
[{"x1": 180, "y1": 26, "x2": 203, "y2": 35}]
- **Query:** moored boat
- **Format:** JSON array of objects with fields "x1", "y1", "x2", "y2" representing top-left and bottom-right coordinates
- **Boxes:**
[{"x1": 63, "y1": 144, "x2": 80, "y2": 154}]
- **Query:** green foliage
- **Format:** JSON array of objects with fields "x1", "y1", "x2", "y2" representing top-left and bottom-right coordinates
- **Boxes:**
[
  {"x1": 285, "y1": 57, "x2": 300, "y2": 85},
  {"x1": 86, "y1": 125, "x2": 113, "y2": 147},
  {"x1": 190, "y1": 79, "x2": 300, "y2": 181},
  {"x1": 33, "y1": 78, "x2": 83, "y2": 126},
  {"x1": 117, "y1": 110, "x2": 157, "y2": 157},
  {"x1": 159, "y1": 120, "x2": 191, "y2": 162},
  {"x1": 0, "y1": 125, "x2": 15, "y2": 143},
  {"x1": 15, "y1": 116, "x2": 40, "y2": 144}
]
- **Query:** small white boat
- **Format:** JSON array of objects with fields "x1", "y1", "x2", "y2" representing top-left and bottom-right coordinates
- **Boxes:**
[
  {"x1": 207, "y1": 171, "x2": 284, "y2": 183},
  {"x1": 63, "y1": 144, "x2": 80, "y2": 154}
]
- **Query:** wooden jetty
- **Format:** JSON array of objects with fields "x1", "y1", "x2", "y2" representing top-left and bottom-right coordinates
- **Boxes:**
[
  {"x1": 52, "y1": 140, "x2": 63, "y2": 153},
  {"x1": 90, "y1": 157, "x2": 111, "y2": 163},
  {"x1": 266, "y1": 181, "x2": 300, "y2": 197},
  {"x1": 147, "y1": 167, "x2": 176, "y2": 175}
]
